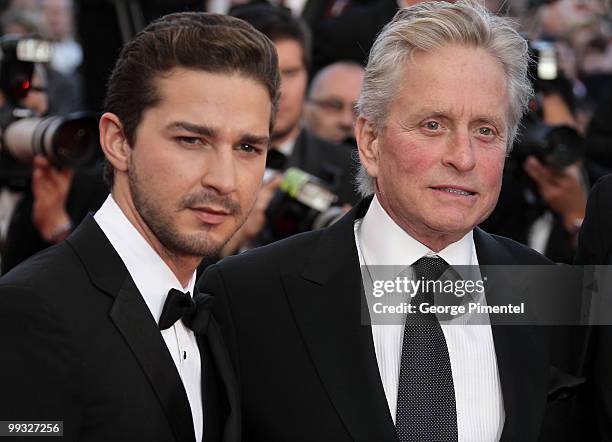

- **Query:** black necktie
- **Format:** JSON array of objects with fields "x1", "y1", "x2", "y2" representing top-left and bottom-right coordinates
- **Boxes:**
[
  {"x1": 395, "y1": 256, "x2": 458, "y2": 442},
  {"x1": 159, "y1": 288, "x2": 214, "y2": 334}
]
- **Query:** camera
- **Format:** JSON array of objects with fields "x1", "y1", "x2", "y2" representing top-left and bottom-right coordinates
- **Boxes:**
[
  {"x1": 0, "y1": 35, "x2": 99, "y2": 189},
  {"x1": 510, "y1": 39, "x2": 584, "y2": 170},
  {"x1": 0, "y1": 35, "x2": 51, "y2": 106},
  {"x1": 1, "y1": 108, "x2": 99, "y2": 168},
  {"x1": 259, "y1": 167, "x2": 346, "y2": 245},
  {"x1": 513, "y1": 113, "x2": 584, "y2": 170}
]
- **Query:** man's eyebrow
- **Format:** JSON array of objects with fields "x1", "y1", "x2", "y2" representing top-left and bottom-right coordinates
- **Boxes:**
[
  {"x1": 165, "y1": 121, "x2": 216, "y2": 137},
  {"x1": 411, "y1": 108, "x2": 506, "y2": 126},
  {"x1": 410, "y1": 108, "x2": 449, "y2": 118},
  {"x1": 473, "y1": 115, "x2": 507, "y2": 128},
  {"x1": 240, "y1": 134, "x2": 271, "y2": 147},
  {"x1": 166, "y1": 121, "x2": 270, "y2": 146}
]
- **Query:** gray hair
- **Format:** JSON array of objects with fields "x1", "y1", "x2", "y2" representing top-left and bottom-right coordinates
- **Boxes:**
[{"x1": 355, "y1": 0, "x2": 533, "y2": 197}]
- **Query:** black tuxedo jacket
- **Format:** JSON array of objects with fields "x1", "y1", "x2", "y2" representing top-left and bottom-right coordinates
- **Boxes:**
[
  {"x1": 575, "y1": 174, "x2": 612, "y2": 441},
  {"x1": 0, "y1": 215, "x2": 239, "y2": 442},
  {"x1": 200, "y1": 197, "x2": 570, "y2": 442}
]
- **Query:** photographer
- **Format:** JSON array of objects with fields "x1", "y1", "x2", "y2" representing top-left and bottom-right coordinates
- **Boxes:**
[
  {"x1": 481, "y1": 39, "x2": 588, "y2": 263},
  {"x1": 0, "y1": 38, "x2": 105, "y2": 273}
]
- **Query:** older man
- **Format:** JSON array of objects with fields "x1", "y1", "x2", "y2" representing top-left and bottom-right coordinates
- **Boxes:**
[
  {"x1": 304, "y1": 61, "x2": 364, "y2": 144},
  {"x1": 200, "y1": 1, "x2": 569, "y2": 441}
]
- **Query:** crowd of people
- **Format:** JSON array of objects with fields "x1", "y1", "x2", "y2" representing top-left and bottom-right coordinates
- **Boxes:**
[{"x1": 0, "y1": 0, "x2": 611, "y2": 270}]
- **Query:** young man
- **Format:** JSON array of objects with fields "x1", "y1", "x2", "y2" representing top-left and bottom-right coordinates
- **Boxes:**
[{"x1": 0, "y1": 12, "x2": 279, "y2": 442}]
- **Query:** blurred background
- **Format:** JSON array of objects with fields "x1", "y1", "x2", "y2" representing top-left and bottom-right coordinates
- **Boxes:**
[{"x1": 0, "y1": 0, "x2": 610, "y2": 273}]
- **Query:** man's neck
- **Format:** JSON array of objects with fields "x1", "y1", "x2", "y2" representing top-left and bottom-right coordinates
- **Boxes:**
[
  {"x1": 376, "y1": 191, "x2": 466, "y2": 253},
  {"x1": 156, "y1": 249, "x2": 200, "y2": 289}
]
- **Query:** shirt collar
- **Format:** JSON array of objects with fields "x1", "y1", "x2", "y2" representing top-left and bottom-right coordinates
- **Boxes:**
[
  {"x1": 276, "y1": 136, "x2": 296, "y2": 157},
  {"x1": 94, "y1": 195, "x2": 196, "y2": 324},
  {"x1": 358, "y1": 194, "x2": 476, "y2": 267}
]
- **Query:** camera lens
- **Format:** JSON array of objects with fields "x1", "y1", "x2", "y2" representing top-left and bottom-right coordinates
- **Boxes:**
[{"x1": 3, "y1": 113, "x2": 98, "y2": 167}]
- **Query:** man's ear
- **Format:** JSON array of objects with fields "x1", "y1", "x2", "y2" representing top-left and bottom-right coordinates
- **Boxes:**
[
  {"x1": 355, "y1": 116, "x2": 380, "y2": 179},
  {"x1": 99, "y1": 112, "x2": 130, "y2": 173}
]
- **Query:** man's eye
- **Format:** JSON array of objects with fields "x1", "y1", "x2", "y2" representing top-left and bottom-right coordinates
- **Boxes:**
[
  {"x1": 178, "y1": 137, "x2": 202, "y2": 146},
  {"x1": 479, "y1": 127, "x2": 494, "y2": 136},
  {"x1": 282, "y1": 68, "x2": 302, "y2": 79},
  {"x1": 424, "y1": 121, "x2": 440, "y2": 130},
  {"x1": 312, "y1": 98, "x2": 344, "y2": 112},
  {"x1": 238, "y1": 144, "x2": 261, "y2": 154}
]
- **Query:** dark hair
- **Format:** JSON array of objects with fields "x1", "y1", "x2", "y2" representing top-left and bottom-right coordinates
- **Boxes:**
[
  {"x1": 103, "y1": 12, "x2": 280, "y2": 186},
  {"x1": 230, "y1": 4, "x2": 311, "y2": 69}
]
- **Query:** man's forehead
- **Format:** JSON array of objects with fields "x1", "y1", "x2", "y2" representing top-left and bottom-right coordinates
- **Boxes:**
[
  {"x1": 142, "y1": 68, "x2": 272, "y2": 127},
  {"x1": 275, "y1": 39, "x2": 304, "y2": 63},
  {"x1": 153, "y1": 68, "x2": 268, "y2": 100},
  {"x1": 312, "y1": 75, "x2": 361, "y2": 104},
  {"x1": 406, "y1": 103, "x2": 508, "y2": 121},
  {"x1": 389, "y1": 51, "x2": 510, "y2": 121}
]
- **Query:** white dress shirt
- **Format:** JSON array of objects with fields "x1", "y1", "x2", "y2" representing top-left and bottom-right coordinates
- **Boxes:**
[
  {"x1": 276, "y1": 135, "x2": 297, "y2": 157},
  {"x1": 94, "y1": 195, "x2": 203, "y2": 442},
  {"x1": 355, "y1": 195, "x2": 505, "y2": 442}
]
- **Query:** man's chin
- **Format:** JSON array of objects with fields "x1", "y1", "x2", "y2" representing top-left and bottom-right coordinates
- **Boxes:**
[
  {"x1": 158, "y1": 227, "x2": 229, "y2": 260},
  {"x1": 272, "y1": 122, "x2": 297, "y2": 143}
]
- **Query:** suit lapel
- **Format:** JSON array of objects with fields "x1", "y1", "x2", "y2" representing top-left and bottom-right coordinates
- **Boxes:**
[
  {"x1": 110, "y1": 276, "x2": 196, "y2": 442},
  {"x1": 474, "y1": 228, "x2": 551, "y2": 442},
  {"x1": 67, "y1": 215, "x2": 196, "y2": 442},
  {"x1": 283, "y1": 198, "x2": 399, "y2": 442}
]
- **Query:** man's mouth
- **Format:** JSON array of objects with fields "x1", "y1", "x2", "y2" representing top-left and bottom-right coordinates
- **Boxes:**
[
  {"x1": 190, "y1": 206, "x2": 232, "y2": 225},
  {"x1": 431, "y1": 186, "x2": 476, "y2": 196}
]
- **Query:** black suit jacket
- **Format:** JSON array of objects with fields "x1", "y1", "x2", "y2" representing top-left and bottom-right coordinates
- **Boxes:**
[
  {"x1": 200, "y1": 197, "x2": 568, "y2": 442},
  {"x1": 576, "y1": 174, "x2": 612, "y2": 264},
  {"x1": 0, "y1": 215, "x2": 239, "y2": 442},
  {"x1": 575, "y1": 174, "x2": 612, "y2": 441}
]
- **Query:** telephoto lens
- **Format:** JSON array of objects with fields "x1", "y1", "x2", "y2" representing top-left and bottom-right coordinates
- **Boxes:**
[{"x1": 3, "y1": 112, "x2": 98, "y2": 168}]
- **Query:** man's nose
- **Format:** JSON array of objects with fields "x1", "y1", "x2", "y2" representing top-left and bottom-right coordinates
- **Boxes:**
[
  {"x1": 441, "y1": 129, "x2": 476, "y2": 172},
  {"x1": 339, "y1": 105, "x2": 355, "y2": 128},
  {"x1": 202, "y1": 148, "x2": 238, "y2": 195}
]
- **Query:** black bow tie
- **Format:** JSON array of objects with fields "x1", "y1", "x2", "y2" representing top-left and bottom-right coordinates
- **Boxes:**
[{"x1": 158, "y1": 288, "x2": 214, "y2": 334}]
